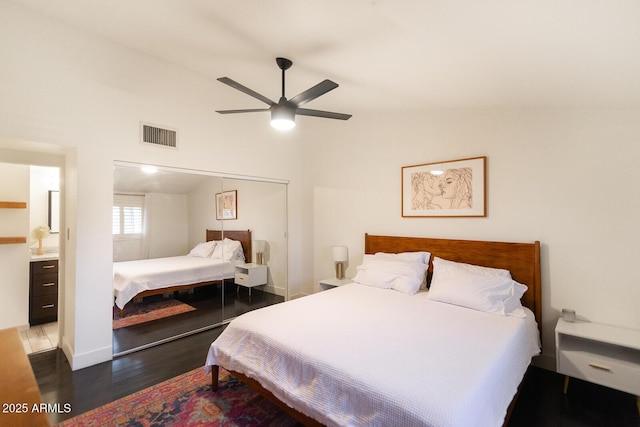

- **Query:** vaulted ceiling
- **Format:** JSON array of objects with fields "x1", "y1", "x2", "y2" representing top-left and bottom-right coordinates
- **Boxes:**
[{"x1": 9, "y1": 0, "x2": 640, "y2": 113}]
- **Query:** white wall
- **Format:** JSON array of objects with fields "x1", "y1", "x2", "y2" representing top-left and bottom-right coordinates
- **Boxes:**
[
  {"x1": 188, "y1": 176, "x2": 289, "y2": 296},
  {"x1": 0, "y1": 2, "x2": 305, "y2": 370},
  {"x1": 0, "y1": 163, "x2": 31, "y2": 329},
  {"x1": 302, "y1": 109, "x2": 640, "y2": 368},
  {"x1": 223, "y1": 178, "x2": 289, "y2": 296},
  {"x1": 146, "y1": 193, "x2": 189, "y2": 258}
]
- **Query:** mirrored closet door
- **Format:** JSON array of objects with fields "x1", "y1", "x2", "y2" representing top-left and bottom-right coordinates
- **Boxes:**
[{"x1": 112, "y1": 162, "x2": 288, "y2": 356}]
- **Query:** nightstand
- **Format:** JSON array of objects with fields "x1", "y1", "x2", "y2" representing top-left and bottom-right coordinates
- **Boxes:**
[
  {"x1": 555, "y1": 318, "x2": 640, "y2": 413},
  {"x1": 318, "y1": 277, "x2": 351, "y2": 292},
  {"x1": 234, "y1": 263, "x2": 267, "y2": 296}
]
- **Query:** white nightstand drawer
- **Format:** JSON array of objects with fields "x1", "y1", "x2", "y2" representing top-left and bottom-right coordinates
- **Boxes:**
[
  {"x1": 235, "y1": 273, "x2": 251, "y2": 286},
  {"x1": 558, "y1": 349, "x2": 640, "y2": 395}
]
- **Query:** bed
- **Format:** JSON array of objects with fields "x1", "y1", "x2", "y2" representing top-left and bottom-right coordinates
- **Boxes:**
[
  {"x1": 113, "y1": 229, "x2": 252, "y2": 310},
  {"x1": 205, "y1": 233, "x2": 541, "y2": 426}
]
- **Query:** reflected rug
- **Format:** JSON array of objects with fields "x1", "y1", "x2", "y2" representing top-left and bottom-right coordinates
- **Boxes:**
[
  {"x1": 55, "y1": 367, "x2": 300, "y2": 426},
  {"x1": 112, "y1": 298, "x2": 196, "y2": 330}
]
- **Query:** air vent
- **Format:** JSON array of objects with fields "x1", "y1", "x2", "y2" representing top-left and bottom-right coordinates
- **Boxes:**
[{"x1": 140, "y1": 123, "x2": 178, "y2": 148}]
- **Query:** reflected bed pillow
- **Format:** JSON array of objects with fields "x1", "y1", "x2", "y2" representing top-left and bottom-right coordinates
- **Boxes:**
[
  {"x1": 427, "y1": 257, "x2": 527, "y2": 317},
  {"x1": 188, "y1": 241, "x2": 217, "y2": 258},
  {"x1": 352, "y1": 257, "x2": 428, "y2": 295},
  {"x1": 211, "y1": 238, "x2": 244, "y2": 261}
]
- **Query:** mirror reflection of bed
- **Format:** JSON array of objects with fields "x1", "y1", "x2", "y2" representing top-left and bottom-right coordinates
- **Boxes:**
[{"x1": 112, "y1": 163, "x2": 288, "y2": 356}]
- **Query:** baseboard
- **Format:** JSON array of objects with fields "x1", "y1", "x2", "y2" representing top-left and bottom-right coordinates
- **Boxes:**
[
  {"x1": 62, "y1": 340, "x2": 112, "y2": 371},
  {"x1": 263, "y1": 284, "x2": 286, "y2": 297}
]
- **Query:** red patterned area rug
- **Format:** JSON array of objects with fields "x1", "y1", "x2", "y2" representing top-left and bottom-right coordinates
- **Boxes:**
[
  {"x1": 113, "y1": 298, "x2": 196, "y2": 330},
  {"x1": 55, "y1": 367, "x2": 300, "y2": 426}
]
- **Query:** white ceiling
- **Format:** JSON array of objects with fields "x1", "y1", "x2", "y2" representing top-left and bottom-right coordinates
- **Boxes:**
[
  {"x1": 113, "y1": 164, "x2": 212, "y2": 194},
  {"x1": 8, "y1": 0, "x2": 640, "y2": 113}
]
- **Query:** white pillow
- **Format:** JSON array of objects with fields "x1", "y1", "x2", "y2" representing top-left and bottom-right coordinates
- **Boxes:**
[
  {"x1": 427, "y1": 257, "x2": 527, "y2": 317},
  {"x1": 364, "y1": 252, "x2": 431, "y2": 289},
  {"x1": 352, "y1": 258, "x2": 428, "y2": 295},
  {"x1": 188, "y1": 241, "x2": 217, "y2": 258},
  {"x1": 211, "y1": 238, "x2": 243, "y2": 261},
  {"x1": 431, "y1": 256, "x2": 511, "y2": 281},
  {"x1": 374, "y1": 251, "x2": 431, "y2": 264},
  {"x1": 235, "y1": 244, "x2": 246, "y2": 262}
]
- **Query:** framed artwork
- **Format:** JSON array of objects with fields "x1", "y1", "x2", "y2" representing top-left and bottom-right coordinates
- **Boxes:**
[
  {"x1": 216, "y1": 190, "x2": 237, "y2": 220},
  {"x1": 401, "y1": 156, "x2": 486, "y2": 217}
]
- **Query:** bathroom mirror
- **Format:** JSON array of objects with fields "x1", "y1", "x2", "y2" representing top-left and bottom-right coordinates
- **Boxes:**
[{"x1": 48, "y1": 190, "x2": 60, "y2": 233}]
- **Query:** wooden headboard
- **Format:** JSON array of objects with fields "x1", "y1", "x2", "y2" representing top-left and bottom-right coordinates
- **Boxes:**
[
  {"x1": 206, "y1": 229, "x2": 252, "y2": 263},
  {"x1": 364, "y1": 233, "x2": 541, "y2": 325}
]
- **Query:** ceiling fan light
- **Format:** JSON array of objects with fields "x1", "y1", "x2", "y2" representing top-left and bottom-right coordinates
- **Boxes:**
[
  {"x1": 271, "y1": 103, "x2": 296, "y2": 130},
  {"x1": 271, "y1": 118, "x2": 295, "y2": 130}
]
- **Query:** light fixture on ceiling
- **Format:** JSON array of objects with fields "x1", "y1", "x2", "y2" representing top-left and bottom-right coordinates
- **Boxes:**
[
  {"x1": 270, "y1": 102, "x2": 296, "y2": 130},
  {"x1": 141, "y1": 165, "x2": 158, "y2": 174}
]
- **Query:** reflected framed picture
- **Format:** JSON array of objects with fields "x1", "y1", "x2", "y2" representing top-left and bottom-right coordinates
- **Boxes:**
[
  {"x1": 402, "y1": 156, "x2": 486, "y2": 217},
  {"x1": 216, "y1": 190, "x2": 237, "y2": 220}
]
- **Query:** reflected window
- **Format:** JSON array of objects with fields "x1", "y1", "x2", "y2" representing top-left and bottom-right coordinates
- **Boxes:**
[{"x1": 113, "y1": 194, "x2": 144, "y2": 239}]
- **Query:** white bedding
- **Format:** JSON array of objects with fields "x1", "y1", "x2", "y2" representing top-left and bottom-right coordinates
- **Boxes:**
[
  {"x1": 113, "y1": 256, "x2": 236, "y2": 309},
  {"x1": 205, "y1": 283, "x2": 540, "y2": 427}
]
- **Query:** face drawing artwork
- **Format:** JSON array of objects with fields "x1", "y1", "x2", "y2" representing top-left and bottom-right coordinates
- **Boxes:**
[{"x1": 440, "y1": 168, "x2": 472, "y2": 209}]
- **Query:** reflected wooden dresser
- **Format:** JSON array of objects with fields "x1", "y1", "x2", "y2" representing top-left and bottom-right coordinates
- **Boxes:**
[{"x1": 29, "y1": 259, "x2": 58, "y2": 325}]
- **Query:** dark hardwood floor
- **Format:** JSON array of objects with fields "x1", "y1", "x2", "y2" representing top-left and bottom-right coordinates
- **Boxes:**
[
  {"x1": 29, "y1": 291, "x2": 640, "y2": 426},
  {"x1": 113, "y1": 283, "x2": 283, "y2": 354},
  {"x1": 509, "y1": 366, "x2": 639, "y2": 427}
]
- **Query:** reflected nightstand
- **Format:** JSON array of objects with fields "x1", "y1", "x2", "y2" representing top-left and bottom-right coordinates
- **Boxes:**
[
  {"x1": 235, "y1": 263, "x2": 267, "y2": 296},
  {"x1": 318, "y1": 277, "x2": 351, "y2": 292}
]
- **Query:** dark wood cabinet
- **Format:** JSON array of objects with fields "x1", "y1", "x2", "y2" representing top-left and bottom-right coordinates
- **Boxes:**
[{"x1": 29, "y1": 259, "x2": 58, "y2": 325}]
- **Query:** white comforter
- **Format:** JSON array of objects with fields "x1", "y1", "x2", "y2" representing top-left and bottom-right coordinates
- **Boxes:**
[
  {"x1": 205, "y1": 283, "x2": 540, "y2": 427},
  {"x1": 113, "y1": 256, "x2": 236, "y2": 309}
]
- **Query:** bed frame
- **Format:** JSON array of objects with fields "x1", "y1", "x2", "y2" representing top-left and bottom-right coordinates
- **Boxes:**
[
  {"x1": 211, "y1": 233, "x2": 541, "y2": 426},
  {"x1": 122, "y1": 229, "x2": 252, "y2": 303}
]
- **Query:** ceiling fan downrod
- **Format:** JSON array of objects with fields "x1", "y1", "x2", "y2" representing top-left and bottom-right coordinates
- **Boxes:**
[{"x1": 276, "y1": 57, "x2": 293, "y2": 99}]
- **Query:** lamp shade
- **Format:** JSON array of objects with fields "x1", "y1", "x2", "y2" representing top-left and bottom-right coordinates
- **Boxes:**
[
  {"x1": 270, "y1": 103, "x2": 296, "y2": 130},
  {"x1": 254, "y1": 240, "x2": 266, "y2": 253},
  {"x1": 332, "y1": 246, "x2": 348, "y2": 262}
]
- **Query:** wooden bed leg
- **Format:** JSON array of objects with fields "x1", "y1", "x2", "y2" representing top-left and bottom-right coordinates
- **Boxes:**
[
  {"x1": 211, "y1": 365, "x2": 219, "y2": 391},
  {"x1": 563, "y1": 375, "x2": 570, "y2": 394}
]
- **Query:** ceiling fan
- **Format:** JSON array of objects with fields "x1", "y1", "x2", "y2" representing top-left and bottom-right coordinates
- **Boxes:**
[{"x1": 216, "y1": 57, "x2": 352, "y2": 130}]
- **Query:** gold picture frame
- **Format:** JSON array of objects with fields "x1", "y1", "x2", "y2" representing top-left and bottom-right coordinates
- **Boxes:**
[
  {"x1": 402, "y1": 156, "x2": 486, "y2": 217},
  {"x1": 215, "y1": 190, "x2": 237, "y2": 220}
]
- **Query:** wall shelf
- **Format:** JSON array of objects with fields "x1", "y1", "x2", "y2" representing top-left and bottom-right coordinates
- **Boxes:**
[
  {"x1": 0, "y1": 201, "x2": 27, "y2": 209},
  {"x1": 1, "y1": 201, "x2": 28, "y2": 244},
  {"x1": 0, "y1": 237, "x2": 28, "y2": 244}
]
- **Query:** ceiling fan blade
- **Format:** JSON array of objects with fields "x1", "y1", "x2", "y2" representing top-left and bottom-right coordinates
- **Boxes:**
[
  {"x1": 217, "y1": 77, "x2": 275, "y2": 106},
  {"x1": 289, "y1": 80, "x2": 339, "y2": 107},
  {"x1": 296, "y1": 108, "x2": 352, "y2": 120},
  {"x1": 216, "y1": 108, "x2": 270, "y2": 114}
]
